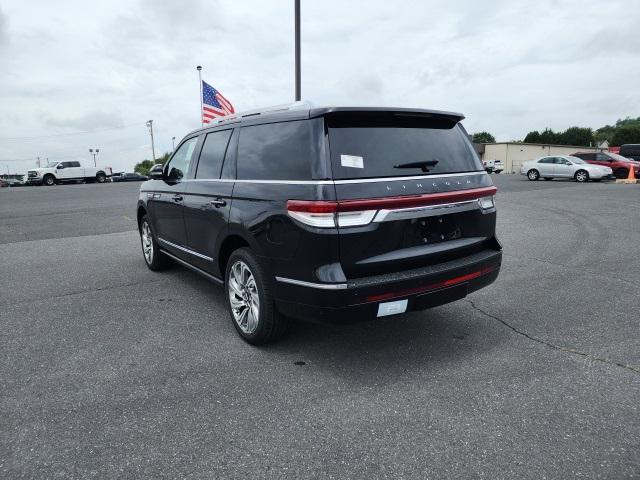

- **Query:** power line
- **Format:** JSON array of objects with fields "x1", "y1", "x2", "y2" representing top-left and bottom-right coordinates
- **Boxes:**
[{"x1": 0, "y1": 123, "x2": 144, "y2": 141}]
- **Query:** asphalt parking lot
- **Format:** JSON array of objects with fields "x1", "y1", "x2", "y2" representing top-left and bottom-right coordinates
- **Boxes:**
[{"x1": 1, "y1": 176, "x2": 639, "y2": 479}]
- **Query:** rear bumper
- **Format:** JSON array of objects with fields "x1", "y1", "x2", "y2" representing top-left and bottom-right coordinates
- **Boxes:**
[{"x1": 274, "y1": 248, "x2": 502, "y2": 324}]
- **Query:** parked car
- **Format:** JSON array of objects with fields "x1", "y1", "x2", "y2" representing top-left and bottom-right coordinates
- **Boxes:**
[
  {"x1": 521, "y1": 155, "x2": 613, "y2": 182},
  {"x1": 26, "y1": 161, "x2": 111, "y2": 185},
  {"x1": 137, "y1": 104, "x2": 502, "y2": 344},
  {"x1": 483, "y1": 159, "x2": 503, "y2": 174},
  {"x1": 5, "y1": 178, "x2": 26, "y2": 187},
  {"x1": 619, "y1": 144, "x2": 640, "y2": 162},
  {"x1": 571, "y1": 151, "x2": 640, "y2": 179},
  {"x1": 0, "y1": 178, "x2": 7, "y2": 188},
  {"x1": 114, "y1": 172, "x2": 148, "y2": 182}
]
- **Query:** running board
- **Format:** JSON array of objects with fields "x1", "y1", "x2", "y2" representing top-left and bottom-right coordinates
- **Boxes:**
[{"x1": 159, "y1": 249, "x2": 224, "y2": 285}]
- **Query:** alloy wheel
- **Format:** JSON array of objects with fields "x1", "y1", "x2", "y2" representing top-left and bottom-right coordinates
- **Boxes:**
[
  {"x1": 141, "y1": 221, "x2": 153, "y2": 264},
  {"x1": 228, "y1": 260, "x2": 260, "y2": 334},
  {"x1": 576, "y1": 171, "x2": 588, "y2": 182}
]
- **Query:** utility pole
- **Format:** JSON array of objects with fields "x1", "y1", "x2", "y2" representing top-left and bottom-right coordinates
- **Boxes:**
[
  {"x1": 294, "y1": 0, "x2": 301, "y2": 101},
  {"x1": 36, "y1": 156, "x2": 40, "y2": 168},
  {"x1": 172, "y1": 136, "x2": 176, "y2": 152},
  {"x1": 146, "y1": 120, "x2": 156, "y2": 162},
  {"x1": 89, "y1": 148, "x2": 99, "y2": 167}
]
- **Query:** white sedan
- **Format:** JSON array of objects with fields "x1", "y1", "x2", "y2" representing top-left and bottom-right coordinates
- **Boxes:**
[{"x1": 520, "y1": 155, "x2": 613, "y2": 182}]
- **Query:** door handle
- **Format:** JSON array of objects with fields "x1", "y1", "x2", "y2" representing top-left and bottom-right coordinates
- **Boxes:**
[
  {"x1": 172, "y1": 194, "x2": 183, "y2": 202},
  {"x1": 208, "y1": 199, "x2": 227, "y2": 208}
]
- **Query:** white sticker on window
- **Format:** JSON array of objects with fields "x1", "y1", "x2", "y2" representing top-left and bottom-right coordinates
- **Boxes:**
[{"x1": 340, "y1": 154, "x2": 364, "y2": 169}]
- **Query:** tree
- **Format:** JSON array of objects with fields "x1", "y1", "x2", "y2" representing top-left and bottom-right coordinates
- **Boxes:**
[
  {"x1": 595, "y1": 117, "x2": 640, "y2": 144},
  {"x1": 134, "y1": 160, "x2": 154, "y2": 176},
  {"x1": 523, "y1": 130, "x2": 541, "y2": 143},
  {"x1": 561, "y1": 127, "x2": 593, "y2": 147},
  {"x1": 472, "y1": 131, "x2": 496, "y2": 143},
  {"x1": 133, "y1": 152, "x2": 171, "y2": 176},
  {"x1": 523, "y1": 127, "x2": 593, "y2": 146},
  {"x1": 611, "y1": 125, "x2": 640, "y2": 146}
]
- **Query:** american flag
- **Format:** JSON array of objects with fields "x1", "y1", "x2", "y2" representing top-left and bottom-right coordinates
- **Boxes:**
[{"x1": 202, "y1": 81, "x2": 235, "y2": 123}]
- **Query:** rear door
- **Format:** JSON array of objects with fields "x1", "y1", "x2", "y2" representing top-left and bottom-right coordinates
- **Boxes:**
[
  {"x1": 183, "y1": 128, "x2": 235, "y2": 275},
  {"x1": 536, "y1": 157, "x2": 555, "y2": 176},
  {"x1": 326, "y1": 111, "x2": 496, "y2": 279},
  {"x1": 553, "y1": 157, "x2": 573, "y2": 177}
]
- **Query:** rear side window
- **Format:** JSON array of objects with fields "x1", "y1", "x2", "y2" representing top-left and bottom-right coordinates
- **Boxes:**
[
  {"x1": 196, "y1": 130, "x2": 233, "y2": 179},
  {"x1": 326, "y1": 114, "x2": 482, "y2": 179},
  {"x1": 237, "y1": 121, "x2": 313, "y2": 180}
]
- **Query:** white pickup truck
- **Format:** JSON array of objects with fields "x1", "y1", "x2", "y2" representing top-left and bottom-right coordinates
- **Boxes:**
[{"x1": 27, "y1": 161, "x2": 112, "y2": 186}]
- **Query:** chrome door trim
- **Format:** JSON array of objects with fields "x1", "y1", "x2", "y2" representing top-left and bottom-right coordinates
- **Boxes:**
[
  {"x1": 157, "y1": 237, "x2": 214, "y2": 261},
  {"x1": 159, "y1": 249, "x2": 224, "y2": 285}
]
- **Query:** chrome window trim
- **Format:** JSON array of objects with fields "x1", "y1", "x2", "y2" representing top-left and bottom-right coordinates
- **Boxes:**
[
  {"x1": 179, "y1": 171, "x2": 487, "y2": 185},
  {"x1": 157, "y1": 237, "x2": 214, "y2": 261},
  {"x1": 275, "y1": 276, "x2": 348, "y2": 290}
]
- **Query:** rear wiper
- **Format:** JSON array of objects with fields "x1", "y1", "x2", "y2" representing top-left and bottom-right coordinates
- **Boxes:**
[{"x1": 393, "y1": 159, "x2": 439, "y2": 172}]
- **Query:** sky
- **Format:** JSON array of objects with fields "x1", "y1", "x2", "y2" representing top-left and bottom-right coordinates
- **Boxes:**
[{"x1": 1, "y1": 0, "x2": 639, "y2": 174}]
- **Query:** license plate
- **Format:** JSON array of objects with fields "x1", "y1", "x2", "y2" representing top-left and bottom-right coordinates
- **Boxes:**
[{"x1": 377, "y1": 299, "x2": 408, "y2": 317}]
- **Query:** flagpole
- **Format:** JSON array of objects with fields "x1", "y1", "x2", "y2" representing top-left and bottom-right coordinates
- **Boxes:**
[{"x1": 197, "y1": 65, "x2": 203, "y2": 127}]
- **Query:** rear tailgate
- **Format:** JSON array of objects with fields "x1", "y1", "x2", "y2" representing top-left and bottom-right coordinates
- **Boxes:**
[{"x1": 325, "y1": 111, "x2": 498, "y2": 279}]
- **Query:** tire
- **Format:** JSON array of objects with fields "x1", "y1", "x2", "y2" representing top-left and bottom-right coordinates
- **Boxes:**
[
  {"x1": 43, "y1": 174, "x2": 56, "y2": 186},
  {"x1": 96, "y1": 172, "x2": 106, "y2": 183},
  {"x1": 614, "y1": 168, "x2": 628, "y2": 179},
  {"x1": 527, "y1": 169, "x2": 540, "y2": 181},
  {"x1": 574, "y1": 170, "x2": 589, "y2": 183},
  {"x1": 139, "y1": 215, "x2": 172, "y2": 271},
  {"x1": 543, "y1": 177, "x2": 552, "y2": 181},
  {"x1": 225, "y1": 247, "x2": 288, "y2": 345}
]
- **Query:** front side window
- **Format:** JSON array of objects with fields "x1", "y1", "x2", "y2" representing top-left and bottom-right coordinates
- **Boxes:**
[
  {"x1": 166, "y1": 137, "x2": 198, "y2": 181},
  {"x1": 196, "y1": 130, "x2": 233, "y2": 179},
  {"x1": 539, "y1": 157, "x2": 554, "y2": 164},
  {"x1": 237, "y1": 121, "x2": 314, "y2": 180}
]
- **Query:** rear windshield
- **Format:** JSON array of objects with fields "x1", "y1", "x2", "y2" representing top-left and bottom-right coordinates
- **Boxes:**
[{"x1": 326, "y1": 114, "x2": 482, "y2": 179}]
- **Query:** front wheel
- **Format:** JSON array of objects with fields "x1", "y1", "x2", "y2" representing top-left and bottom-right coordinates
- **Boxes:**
[
  {"x1": 574, "y1": 170, "x2": 589, "y2": 183},
  {"x1": 225, "y1": 248, "x2": 288, "y2": 345},
  {"x1": 43, "y1": 175, "x2": 56, "y2": 186},
  {"x1": 527, "y1": 169, "x2": 540, "y2": 181},
  {"x1": 139, "y1": 215, "x2": 171, "y2": 271},
  {"x1": 96, "y1": 172, "x2": 106, "y2": 183}
]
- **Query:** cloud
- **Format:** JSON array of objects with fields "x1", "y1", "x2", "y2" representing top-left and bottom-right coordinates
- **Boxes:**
[
  {"x1": 1, "y1": 0, "x2": 639, "y2": 174},
  {"x1": 0, "y1": 7, "x2": 8, "y2": 46},
  {"x1": 41, "y1": 110, "x2": 125, "y2": 130}
]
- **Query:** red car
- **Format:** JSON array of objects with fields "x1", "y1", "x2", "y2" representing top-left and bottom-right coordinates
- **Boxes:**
[{"x1": 571, "y1": 151, "x2": 640, "y2": 179}]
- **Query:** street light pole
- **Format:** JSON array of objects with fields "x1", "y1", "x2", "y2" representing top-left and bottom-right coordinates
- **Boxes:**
[
  {"x1": 172, "y1": 136, "x2": 176, "y2": 152},
  {"x1": 89, "y1": 148, "x2": 99, "y2": 167},
  {"x1": 294, "y1": 0, "x2": 301, "y2": 101},
  {"x1": 146, "y1": 120, "x2": 156, "y2": 162}
]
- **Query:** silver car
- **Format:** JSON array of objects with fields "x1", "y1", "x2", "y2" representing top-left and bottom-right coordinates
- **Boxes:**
[{"x1": 520, "y1": 155, "x2": 613, "y2": 182}]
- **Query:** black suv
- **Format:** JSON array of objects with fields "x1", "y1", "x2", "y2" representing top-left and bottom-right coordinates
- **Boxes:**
[{"x1": 137, "y1": 105, "x2": 501, "y2": 344}]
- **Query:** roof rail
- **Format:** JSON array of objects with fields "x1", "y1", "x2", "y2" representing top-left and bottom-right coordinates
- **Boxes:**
[{"x1": 211, "y1": 100, "x2": 313, "y2": 125}]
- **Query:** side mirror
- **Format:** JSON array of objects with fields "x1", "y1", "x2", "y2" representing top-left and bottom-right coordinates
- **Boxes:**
[
  {"x1": 149, "y1": 164, "x2": 164, "y2": 180},
  {"x1": 56, "y1": 164, "x2": 64, "y2": 169}
]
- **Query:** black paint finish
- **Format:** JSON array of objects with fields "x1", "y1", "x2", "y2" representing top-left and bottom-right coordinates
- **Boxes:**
[{"x1": 138, "y1": 106, "x2": 502, "y2": 323}]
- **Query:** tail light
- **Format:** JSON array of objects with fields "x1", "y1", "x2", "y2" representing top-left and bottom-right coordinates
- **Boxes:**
[{"x1": 287, "y1": 186, "x2": 497, "y2": 228}]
